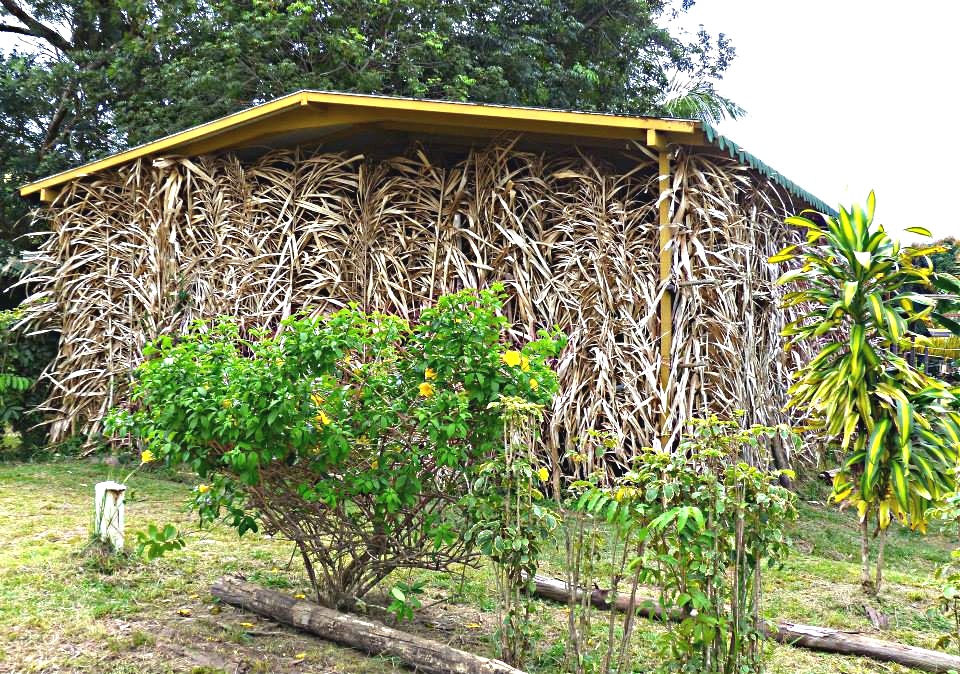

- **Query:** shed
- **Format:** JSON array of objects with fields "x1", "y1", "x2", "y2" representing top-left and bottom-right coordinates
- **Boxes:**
[{"x1": 19, "y1": 91, "x2": 825, "y2": 466}]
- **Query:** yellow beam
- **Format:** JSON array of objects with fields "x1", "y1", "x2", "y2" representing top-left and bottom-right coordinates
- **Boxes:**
[
  {"x1": 647, "y1": 129, "x2": 666, "y2": 150},
  {"x1": 21, "y1": 91, "x2": 311, "y2": 198},
  {"x1": 38, "y1": 187, "x2": 60, "y2": 204},
  {"x1": 657, "y1": 150, "x2": 673, "y2": 445},
  {"x1": 21, "y1": 90, "x2": 702, "y2": 199}
]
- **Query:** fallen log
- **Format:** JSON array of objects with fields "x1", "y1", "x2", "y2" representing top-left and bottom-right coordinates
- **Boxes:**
[
  {"x1": 531, "y1": 574, "x2": 960, "y2": 673},
  {"x1": 211, "y1": 575, "x2": 525, "y2": 674}
]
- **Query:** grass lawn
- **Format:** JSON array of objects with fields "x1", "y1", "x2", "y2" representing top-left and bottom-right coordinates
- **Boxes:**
[{"x1": 0, "y1": 459, "x2": 955, "y2": 673}]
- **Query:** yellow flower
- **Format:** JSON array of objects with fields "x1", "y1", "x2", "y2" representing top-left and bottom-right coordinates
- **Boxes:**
[
  {"x1": 311, "y1": 393, "x2": 325, "y2": 407},
  {"x1": 371, "y1": 459, "x2": 379, "y2": 469},
  {"x1": 294, "y1": 593, "x2": 306, "y2": 600},
  {"x1": 537, "y1": 467, "x2": 549, "y2": 482},
  {"x1": 501, "y1": 350, "x2": 522, "y2": 367},
  {"x1": 140, "y1": 450, "x2": 156, "y2": 465},
  {"x1": 315, "y1": 410, "x2": 331, "y2": 426},
  {"x1": 424, "y1": 367, "x2": 437, "y2": 380},
  {"x1": 419, "y1": 382, "x2": 435, "y2": 397},
  {"x1": 197, "y1": 484, "x2": 210, "y2": 494},
  {"x1": 520, "y1": 356, "x2": 530, "y2": 372},
  {"x1": 221, "y1": 399, "x2": 232, "y2": 408},
  {"x1": 529, "y1": 378, "x2": 539, "y2": 391}
]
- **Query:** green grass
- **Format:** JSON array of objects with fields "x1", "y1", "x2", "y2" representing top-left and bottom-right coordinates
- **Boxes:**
[{"x1": 0, "y1": 460, "x2": 954, "y2": 673}]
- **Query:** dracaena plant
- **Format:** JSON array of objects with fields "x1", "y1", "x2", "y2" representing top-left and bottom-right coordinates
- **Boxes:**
[{"x1": 773, "y1": 192, "x2": 960, "y2": 594}]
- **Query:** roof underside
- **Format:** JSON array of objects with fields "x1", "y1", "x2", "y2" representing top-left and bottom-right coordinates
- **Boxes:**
[{"x1": 21, "y1": 90, "x2": 833, "y2": 214}]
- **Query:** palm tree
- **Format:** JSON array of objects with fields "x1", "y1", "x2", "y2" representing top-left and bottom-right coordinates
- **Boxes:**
[{"x1": 661, "y1": 76, "x2": 745, "y2": 124}]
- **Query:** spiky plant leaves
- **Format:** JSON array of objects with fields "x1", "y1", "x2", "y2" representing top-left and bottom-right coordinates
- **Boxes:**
[{"x1": 776, "y1": 192, "x2": 960, "y2": 593}]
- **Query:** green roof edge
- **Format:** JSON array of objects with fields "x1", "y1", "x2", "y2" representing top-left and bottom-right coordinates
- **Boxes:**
[{"x1": 701, "y1": 123, "x2": 837, "y2": 217}]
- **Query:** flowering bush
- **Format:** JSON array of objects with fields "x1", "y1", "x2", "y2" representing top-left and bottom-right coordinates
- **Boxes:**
[{"x1": 106, "y1": 286, "x2": 564, "y2": 608}]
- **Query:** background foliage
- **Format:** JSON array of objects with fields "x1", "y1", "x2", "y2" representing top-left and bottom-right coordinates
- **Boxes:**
[
  {"x1": 0, "y1": 0, "x2": 735, "y2": 244},
  {"x1": 0, "y1": 308, "x2": 56, "y2": 456}
]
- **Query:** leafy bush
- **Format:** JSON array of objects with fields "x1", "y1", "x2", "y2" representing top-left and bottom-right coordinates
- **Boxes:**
[
  {"x1": 570, "y1": 416, "x2": 797, "y2": 674},
  {"x1": 773, "y1": 193, "x2": 960, "y2": 593},
  {"x1": 106, "y1": 286, "x2": 564, "y2": 608},
  {"x1": 0, "y1": 308, "x2": 57, "y2": 457}
]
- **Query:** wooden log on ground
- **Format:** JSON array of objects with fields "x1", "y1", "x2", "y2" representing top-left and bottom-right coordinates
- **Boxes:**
[
  {"x1": 211, "y1": 575, "x2": 525, "y2": 674},
  {"x1": 767, "y1": 622, "x2": 960, "y2": 672},
  {"x1": 531, "y1": 574, "x2": 960, "y2": 673}
]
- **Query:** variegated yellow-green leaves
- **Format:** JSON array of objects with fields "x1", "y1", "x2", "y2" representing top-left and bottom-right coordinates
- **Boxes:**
[{"x1": 772, "y1": 192, "x2": 960, "y2": 536}]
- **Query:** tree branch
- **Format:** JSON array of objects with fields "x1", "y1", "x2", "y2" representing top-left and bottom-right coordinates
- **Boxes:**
[
  {"x1": 0, "y1": 21, "x2": 35, "y2": 37},
  {"x1": 0, "y1": 0, "x2": 73, "y2": 52}
]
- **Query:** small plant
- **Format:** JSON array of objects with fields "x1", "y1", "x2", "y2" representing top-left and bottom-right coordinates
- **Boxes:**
[
  {"x1": 386, "y1": 579, "x2": 427, "y2": 622},
  {"x1": 465, "y1": 395, "x2": 559, "y2": 668},
  {"x1": 773, "y1": 193, "x2": 960, "y2": 594},
  {"x1": 136, "y1": 523, "x2": 186, "y2": 561},
  {"x1": 572, "y1": 416, "x2": 797, "y2": 674},
  {"x1": 932, "y1": 489, "x2": 960, "y2": 654},
  {"x1": 107, "y1": 286, "x2": 564, "y2": 609},
  {"x1": 560, "y1": 428, "x2": 618, "y2": 674}
]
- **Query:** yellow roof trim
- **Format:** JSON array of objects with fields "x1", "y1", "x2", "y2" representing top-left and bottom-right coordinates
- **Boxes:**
[{"x1": 20, "y1": 90, "x2": 702, "y2": 200}]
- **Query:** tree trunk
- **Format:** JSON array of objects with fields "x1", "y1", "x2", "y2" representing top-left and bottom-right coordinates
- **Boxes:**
[
  {"x1": 211, "y1": 575, "x2": 526, "y2": 674},
  {"x1": 530, "y1": 574, "x2": 960, "y2": 673},
  {"x1": 860, "y1": 514, "x2": 874, "y2": 592},
  {"x1": 875, "y1": 526, "x2": 886, "y2": 595},
  {"x1": 769, "y1": 434, "x2": 794, "y2": 489}
]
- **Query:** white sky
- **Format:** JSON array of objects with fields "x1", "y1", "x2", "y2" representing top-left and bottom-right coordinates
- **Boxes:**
[
  {"x1": 672, "y1": 0, "x2": 960, "y2": 243},
  {"x1": 4, "y1": 2, "x2": 959, "y2": 245}
]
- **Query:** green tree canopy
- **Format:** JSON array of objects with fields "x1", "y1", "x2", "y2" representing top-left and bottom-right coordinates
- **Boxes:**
[{"x1": 0, "y1": 0, "x2": 735, "y2": 244}]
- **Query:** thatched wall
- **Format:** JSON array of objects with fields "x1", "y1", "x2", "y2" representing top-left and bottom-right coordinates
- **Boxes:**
[{"x1": 21, "y1": 137, "x2": 809, "y2": 468}]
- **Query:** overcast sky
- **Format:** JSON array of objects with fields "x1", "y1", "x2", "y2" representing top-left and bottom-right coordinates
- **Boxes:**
[
  {"x1": 3, "y1": 2, "x2": 958, "y2": 244},
  {"x1": 673, "y1": 0, "x2": 960, "y2": 243}
]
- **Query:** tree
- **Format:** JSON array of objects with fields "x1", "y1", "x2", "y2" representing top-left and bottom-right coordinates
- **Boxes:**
[
  {"x1": 773, "y1": 194, "x2": 960, "y2": 594},
  {"x1": 0, "y1": 0, "x2": 736, "y2": 243},
  {"x1": 662, "y1": 76, "x2": 745, "y2": 124},
  {"x1": 930, "y1": 238, "x2": 960, "y2": 275}
]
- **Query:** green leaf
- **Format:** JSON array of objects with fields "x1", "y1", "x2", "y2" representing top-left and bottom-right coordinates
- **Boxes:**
[
  {"x1": 842, "y1": 281, "x2": 858, "y2": 309},
  {"x1": 905, "y1": 226, "x2": 932, "y2": 238},
  {"x1": 891, "y1": 461, "x2": 909, "y2": 510},
  {"x1": 769, "y1": 244, "x2": 799, "y2": 264},
  {"x1": 863, "y1": 418, "x2": 890, "y2": 498},
  {"x1": 895, "y1": 399, "x2": 913, "y2": 455}
]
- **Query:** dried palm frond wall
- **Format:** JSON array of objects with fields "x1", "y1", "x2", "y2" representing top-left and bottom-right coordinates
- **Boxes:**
[{"x1": 21, "y1": 136, "x2": 811, "y2": 469}]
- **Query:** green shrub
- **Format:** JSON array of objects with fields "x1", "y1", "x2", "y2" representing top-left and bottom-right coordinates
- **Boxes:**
[
  {"x1": 106, "y1": 286, "x2": 565, "y2": 608},
  {"x1": 0, "y1": 308, "x2": 57, "y2": 457},
  {"x1": 570, "y1": 416, "x2": 797, "y2": 674}
]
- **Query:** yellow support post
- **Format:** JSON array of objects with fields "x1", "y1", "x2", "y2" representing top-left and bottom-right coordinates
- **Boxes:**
[{"x1": 657, "y1": 150, "x2": 673, "y2": 446}]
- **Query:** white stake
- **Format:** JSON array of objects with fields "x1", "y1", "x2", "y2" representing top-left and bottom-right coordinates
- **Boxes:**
[{"x1": 94, "y1": 481, "x2": 126, "y2": 551}]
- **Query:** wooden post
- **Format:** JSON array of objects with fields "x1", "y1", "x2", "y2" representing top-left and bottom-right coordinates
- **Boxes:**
[
  {"x1": 94, "y1": 481, "x2": 126, "y2": 550},
  {"x1": 657, "y1": 148, "x2": 673, "y2": 446}
]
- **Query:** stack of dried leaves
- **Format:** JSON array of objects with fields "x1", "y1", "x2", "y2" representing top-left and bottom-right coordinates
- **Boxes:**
[{"x1": 19, "y1": 136, "x2": 810, "y2": 469}]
